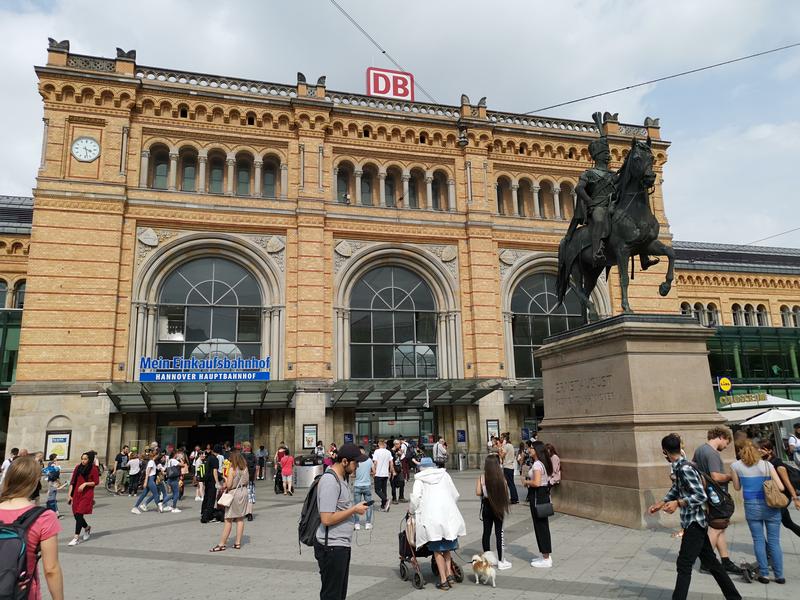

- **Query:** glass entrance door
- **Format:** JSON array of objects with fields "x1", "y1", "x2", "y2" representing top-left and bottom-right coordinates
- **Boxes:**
[{"x1": 355, "y1": 410, "x2": 434, "y2": 449}]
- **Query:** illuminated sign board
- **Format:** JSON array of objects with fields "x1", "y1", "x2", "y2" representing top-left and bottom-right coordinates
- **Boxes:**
[{"x1": 138, "y1": 356, "x2": 270, "y2": 382}]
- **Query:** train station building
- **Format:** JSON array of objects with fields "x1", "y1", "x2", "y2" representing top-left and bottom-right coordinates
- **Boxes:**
[{"x1": 0, "y1": 41, "x2": 797, "y2": 463}]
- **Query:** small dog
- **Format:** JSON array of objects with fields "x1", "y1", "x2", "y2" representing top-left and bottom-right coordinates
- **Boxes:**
[{"x1": 470, "y1": 551, "x2": 497, "y2": 587}]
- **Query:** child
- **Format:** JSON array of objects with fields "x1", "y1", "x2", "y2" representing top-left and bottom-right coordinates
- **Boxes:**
[{"x1": 43, "y1": 453, "x2": 66, "y2": 518}]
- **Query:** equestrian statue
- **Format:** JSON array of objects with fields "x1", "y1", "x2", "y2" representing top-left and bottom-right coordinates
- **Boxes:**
[{"x1": 557, "y1": 112, "x2": 674, "y2": 314}]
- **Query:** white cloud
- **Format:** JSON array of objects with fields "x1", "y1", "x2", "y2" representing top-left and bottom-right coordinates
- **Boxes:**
[{"x1": 0, "y1": 0, "x2": 798, "y2": 247}]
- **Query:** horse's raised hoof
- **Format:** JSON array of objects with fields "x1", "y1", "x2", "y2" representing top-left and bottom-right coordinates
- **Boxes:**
[
  {"x1": 642, "y1": 257, "x2": 660, "y2": 271},
  {"x1": 659, "y1": 282, "x2": 671, "y2": 297}
]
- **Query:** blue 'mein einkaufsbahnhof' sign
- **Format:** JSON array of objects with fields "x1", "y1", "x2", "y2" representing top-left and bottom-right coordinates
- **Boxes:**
[{"x1": 138, "y1": 356, "x2": 271, "y2": 382}]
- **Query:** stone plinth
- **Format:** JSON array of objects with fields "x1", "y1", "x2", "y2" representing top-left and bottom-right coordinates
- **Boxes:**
[{"x1": 536, "y1": 314, "x2": 724, "y2": 529}]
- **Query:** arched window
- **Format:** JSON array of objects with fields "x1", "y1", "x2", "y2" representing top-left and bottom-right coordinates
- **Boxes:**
[
  {"x1": 793, "y1": 305, "x2": 800, "y2": 328},
  {"x1": 431, "y1": 172, "x2": 447, "y2": 211},
  {"x1": 781, "y1": 305, "x2": 793, "y2": 327},
  {"x1": 12, "y1": 281, "x2": 25, "y2": 309},
  {"x1": 732, "y1": 304, "x2": 744, "y2": 326},
  {"x1": 384, "y1": 173, "x2": 397, "y2": 208},
  {"x1": 511, "y1": 272, "x2": 586, "y2": 378},
  {"x1": 151, "y1": 150, "x2": 169, "y2": 190},
  {"x1": 693, "y1": 302, "x2": 705, "y2": 325},
  {"x1": 408, "y1": 173, "x2": 421, "y2": 208},
  {"x1": 744, "y1": 304, "x2": 755, "y2": 327},
  {"x1": 706, "y1": 303, "x2": 718, "y2": 326},
  {"x1": 349, "y1": 266, "x2": 437, "y2": 379},
  {"x1": 180, "y1": 155, "x2": 196, "y2": 192},
  {"x1": 208, "y1": 157, "x2": 225, "y2": 194},
  {"x1": 156, "y1": 257, "x2": 262, "y2": 362},
  {"x1": 0, "y1": 280, "x2": 6, "y2": 308},
  {"x1": 236, "y1": 160, "x2": 251, "y2": 196},
  {"x1": 262, "y1": 162, "x2": 277, "y2": 198},
  {"x1": 680, "y1": 302, "x2": 692, "y2": 317},
  {"x1": 360, "y1": 172, "x2": 373, "y2": 206},
  {"x1": 756, "y1": 304, "x2": 769, "y2": 327},
  {"x1": 337, "y1": 168, "x2": 351, "y2": 203}
]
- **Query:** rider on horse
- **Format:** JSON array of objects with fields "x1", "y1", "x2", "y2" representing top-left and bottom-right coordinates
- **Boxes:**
[{"x1": 566, "y1": 112, "x2": 615, "y2": 265}]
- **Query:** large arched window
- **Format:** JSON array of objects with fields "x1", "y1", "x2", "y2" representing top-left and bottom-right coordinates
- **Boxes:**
[
  {"x1": 12, "y1": 281, "x2": 25, "y2": 309},
  {"x1": 151, "y1": 150, "x2": 169, "y2": 190},
  {"x1": 349, "y1": 266, "x2": 437, "y2": 379},
  {"x1": 156, "y1": 257, "x2": 262, "y2": 362},
  {"x1": 511, "y1": 272, "x2": 585, "y2": 378},
  {"x1": 208, "y1": 156, "x2": 225, "y2": 194},
  {"x1": 732, "y1": 304, "x2": 744, "y2": 326}
]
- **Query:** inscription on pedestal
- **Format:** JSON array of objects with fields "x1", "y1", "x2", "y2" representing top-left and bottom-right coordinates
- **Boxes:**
[{"x1": 553, "y1": 374, "x2": 615, "y2": 404}]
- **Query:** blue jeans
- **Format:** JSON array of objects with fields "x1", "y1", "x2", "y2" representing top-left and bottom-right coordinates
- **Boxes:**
[
  {"x1": 353, "y1": 486, "x2": 373, "y2": 525},
  {"x1": 744, "y1": 500, "x2": 783, "y2": 578},
  {"x1": 135, "y1": 475, "x2": 159, "y2": 508},
  {"x1": 164, "y1": 477, "x2": 180, "y2": 508}
]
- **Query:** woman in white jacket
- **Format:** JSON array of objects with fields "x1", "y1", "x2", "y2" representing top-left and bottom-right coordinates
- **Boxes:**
[{"x1": 409, "y1": 457, "x2": 467, "y2": 591}]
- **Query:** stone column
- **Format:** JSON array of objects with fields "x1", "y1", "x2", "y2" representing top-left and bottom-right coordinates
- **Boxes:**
[
  {"x1": 280, "y1": 163, "x2": 288, "y2": 199},
  {"x1": 465, "y1": 161, "x2": 473, "y2": 205},
  {"x1": 425, "y1": 175, "x2": 433, "y2": 210},
  {"x1": 39, "y1": 118, "x2": 49, "y2": 170},
  {"x1": 119, "y1": 126, "x2": 129, "y2": 175},
  {"x1": 145, "y1": 305, "x2": 157, "y2": 357},
  {"x1": 226, "y1": 158, "x2": 236, "y2": 195},
  {"x1": 553, "y1": 184, "x2": 562, "y2": 220},
  {"x1": 298, "y1": 143, "x2": 305, "y2": 191},
  {"x1": 261, "y1": 307, "x2": 272, "y2": 361},
  {"x1": 378, "y1": 171, "x2": 387, "y2": 206},
  {"x1": 502, "y1": 312, "x2": 514, "y2": 378},
  {"x1": 139, "y1": 151, "x2": 150, "y2": 187},
  {"x1": 133, "y1": 303, "x2": 146, "y2": 379},
  {"x1": 402, "y1": 174, "x2": 410, "y2": 208},
  {"x1": 335, "y1": 309, "x2": 345, "y2": 380},
  {"x1": 447, "y1": 313, "x2": 458, "y2": 379},
  {"x1": 253, "y1": 160, "x2": 263, "y2": 197},
  {"x1": 511, "y1": 183, "x2": 520, "y2": 216},
  {"x1": 437, "y1": 313, "x2": 449, "y2": 379},
  {"x1": 332, "y1": 167, "x2": 339, "y2": 201},
  {"x1": 318, "y1": 145, "x2": 324, "y2": 193},
  {"x1": 447, "y1": 179, "x2": 456, "y2": 211},
  {"x1": 168, "y1": 152, "x2": 179, "y2": 191},
  {"x1": 342, "y1": 310, "x2": 351, "y2": 379},
  {"x1": 197, "y1": 155, "x2": 207, "y2": 193},
  {"x1": 354, "y1": 170, "x2": 363, "y2": 205},
  {"x1": 533, "y1": 185, "x2": 541, "y2": 218}
]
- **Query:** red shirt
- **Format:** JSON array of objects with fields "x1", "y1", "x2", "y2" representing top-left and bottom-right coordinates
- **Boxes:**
[
  {"x1": 0, "y1": 505, "x2": 61, "y2": 600},
  {"x1": 280, "y1": 455, "x2": 294, "y2": 476}
]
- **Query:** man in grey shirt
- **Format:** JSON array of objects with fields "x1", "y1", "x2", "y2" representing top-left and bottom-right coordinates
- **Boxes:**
[
  {"x1": 315, "y1": 442, "x2": 368, "y2": 600},
  {"x1": 692, "y1": 426, "x2": 740, "y2": 575},
  {"x1": 499, "y1": 432, "x2": 519, "y2": 504}
]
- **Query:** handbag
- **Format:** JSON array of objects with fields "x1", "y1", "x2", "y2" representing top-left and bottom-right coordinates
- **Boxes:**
[
  {"x1": 532, "y1": 486, "x2": 554, "y2": 519},
  {"x1": 762, "y1": 461, "x2": 789, "y2": 509},
  {"x1": 218, "y1": 472, "x2": 245, "y2": 508}
]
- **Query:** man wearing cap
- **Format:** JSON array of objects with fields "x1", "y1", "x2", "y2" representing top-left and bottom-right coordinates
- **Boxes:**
[{"x1": 316, "y1": 442, "x2": 369, "y2": 600}]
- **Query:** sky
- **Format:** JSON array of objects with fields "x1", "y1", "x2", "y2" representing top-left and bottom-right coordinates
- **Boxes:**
[{"x1": 1, "y1": 0, "x2": 799, "y2": 247}]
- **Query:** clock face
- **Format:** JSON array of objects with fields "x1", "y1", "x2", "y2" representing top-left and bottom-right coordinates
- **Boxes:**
[{"x1": 71, "y1": 136, "x2": 100, "y2": 162}]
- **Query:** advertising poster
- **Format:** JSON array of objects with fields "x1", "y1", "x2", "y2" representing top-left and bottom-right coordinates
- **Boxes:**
[
  {"x1": 45, "y1": 431, "x2": 71, "y2": 461},
  {"x1": 303, "y1": 424, "x2": 318, "y2": 450}
]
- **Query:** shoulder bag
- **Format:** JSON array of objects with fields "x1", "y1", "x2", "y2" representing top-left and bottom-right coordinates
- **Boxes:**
[
  {"x1": 762, "y1": 461, "x2": 789, "y2": 509},
  {"x1": 218, "y1": 471, "x2": 245, "y2": 507},
  {"x1": 532, "y1": 484, "x2": 554, "y2": 519}
]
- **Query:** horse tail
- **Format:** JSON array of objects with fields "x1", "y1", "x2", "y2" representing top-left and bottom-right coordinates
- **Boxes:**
[
  {"x1": 556, "y1": 238, "x2": 570, "y2": 305},
  {"x1": 630, "y1": 255, "x2": 635, "y2": 281}
]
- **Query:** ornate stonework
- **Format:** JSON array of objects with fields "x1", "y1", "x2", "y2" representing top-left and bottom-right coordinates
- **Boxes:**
[
  {"x1": 250, "y1": 234, "x2": 286, "y2": 272},
  {"x1": 333, "y1": 239, "x2": 458, "y2": 280}
]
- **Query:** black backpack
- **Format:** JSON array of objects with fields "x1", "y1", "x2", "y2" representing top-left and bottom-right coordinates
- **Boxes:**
[
  {"x1": 298, "y1": 470, "x2": 340, "y2": 552},
  {"x1": 781, "y1": 461, "x2": 800, "y2": 492},
  {"x1": 681, "y1": 463, "x2": 735, "y2": 527},
  {"x1": 0, "y1": 506, "x2": 48, "y2": 600}
]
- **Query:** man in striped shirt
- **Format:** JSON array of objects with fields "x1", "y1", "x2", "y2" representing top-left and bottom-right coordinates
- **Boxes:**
[{"x1": 648, "y1": 433, "x2": 741, "y2": 600}]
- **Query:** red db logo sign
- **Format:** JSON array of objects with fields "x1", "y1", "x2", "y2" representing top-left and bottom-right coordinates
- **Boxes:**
[{"x1": 366, "y1": 67, "x2": 415, "y2": 101}]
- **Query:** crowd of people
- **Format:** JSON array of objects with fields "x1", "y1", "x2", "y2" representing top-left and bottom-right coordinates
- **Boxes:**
[{"x1": 5, "y1": 422, "x2": 800, "y2": 600}]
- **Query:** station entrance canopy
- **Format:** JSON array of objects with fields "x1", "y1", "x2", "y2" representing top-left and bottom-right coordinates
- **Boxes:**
[{"x1": 104, "y1": 378, "x2": 543, "y2": 413}]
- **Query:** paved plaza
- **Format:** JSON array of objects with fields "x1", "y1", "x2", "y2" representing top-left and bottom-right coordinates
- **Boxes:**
[{"x1": 44, "y1": 470, "x2": 800, "y2": 600}]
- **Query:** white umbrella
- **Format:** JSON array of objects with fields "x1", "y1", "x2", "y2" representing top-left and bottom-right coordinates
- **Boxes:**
[{"x1": 740, "y1": 408, "x2": 800, "y2": 426}]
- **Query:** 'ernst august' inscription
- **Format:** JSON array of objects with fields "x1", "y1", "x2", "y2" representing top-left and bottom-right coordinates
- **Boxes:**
[{"x1": 554, "y1": 374, "x2": 615, "y2": 404}]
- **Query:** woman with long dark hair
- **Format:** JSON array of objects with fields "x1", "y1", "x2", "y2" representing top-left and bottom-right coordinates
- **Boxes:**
[
  {"x1": 759, "y1": 440, "x2": 800, "y2": 537},
  {"x1": 522, "y1": 440, "x2": 553, "y2": 568},
  {"x1": 476, "y1": 453, "x2": 511, "y2": 569},
  {"x1": 67, "y1": 451, "x2": 99, "y2": 546},
  {"x1": 545, "y1": 443, "x2": 561, "y2": 487}
]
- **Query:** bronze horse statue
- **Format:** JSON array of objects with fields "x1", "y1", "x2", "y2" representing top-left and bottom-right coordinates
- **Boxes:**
[{"x1": 556, "y1": 137, "x2": 674, "y2": 313}]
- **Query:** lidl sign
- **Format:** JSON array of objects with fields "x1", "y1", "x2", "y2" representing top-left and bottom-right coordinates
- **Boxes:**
[{"x1": 138, "y1": 356, "x2": 270, "y2": 382}]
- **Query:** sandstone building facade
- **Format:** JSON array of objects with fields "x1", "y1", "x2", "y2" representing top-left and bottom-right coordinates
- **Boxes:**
[{"x1": 1, "y1": 41, "x2": 796, "y2": 462}]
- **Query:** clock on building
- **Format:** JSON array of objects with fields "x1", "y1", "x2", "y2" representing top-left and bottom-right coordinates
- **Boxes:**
[{"x1": 70, "y1": 136, "x2": 100, "y2": 162}]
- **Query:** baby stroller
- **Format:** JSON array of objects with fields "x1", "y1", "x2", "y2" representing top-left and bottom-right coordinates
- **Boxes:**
[{"x1": 397, "y1": 513, "x2": 464, "y2": 590}]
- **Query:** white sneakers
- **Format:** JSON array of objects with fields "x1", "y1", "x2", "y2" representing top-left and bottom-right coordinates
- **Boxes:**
[
  {"x1": 530, "y1": 556, "x2": 553, "y2": 568},
  {"x1": 354, "y1": 523, "x2": 361, "y2": 530},
  {"x1": 131, "y1": 507, "x2": 141, "y2": 515},
  {"x1": 157, "y1": 502, "x2": 164, "y2": 513},
  {"x1": 172, "y1": 508, "x2": 182, "y2": 513},
  {"x1": 195, "y1": 496, "x2": 202, "y2": 501},
  {"x1": 365, "y1": 523, "x2": 373, "y2": 530},
  {"x1": 139, "y1": 504, "x2": 148, "y2": 512},
  {"x1": 163, "y1": 506, "x2": 172, "y2": 512},
  {"x1": 68, "y1": 537, "x2": 79, "y2": 546},
  {"x1": 497, "y1": 559, "x2": 512, "y2": 570},
  {"x1": 81, "y1": 528, "x2": 91, "y2": 541}
]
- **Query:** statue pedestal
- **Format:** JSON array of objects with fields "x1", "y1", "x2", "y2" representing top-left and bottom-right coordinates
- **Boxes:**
[{"x1": 536, "y1": 314, "x2": 725, "y2": 529}]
